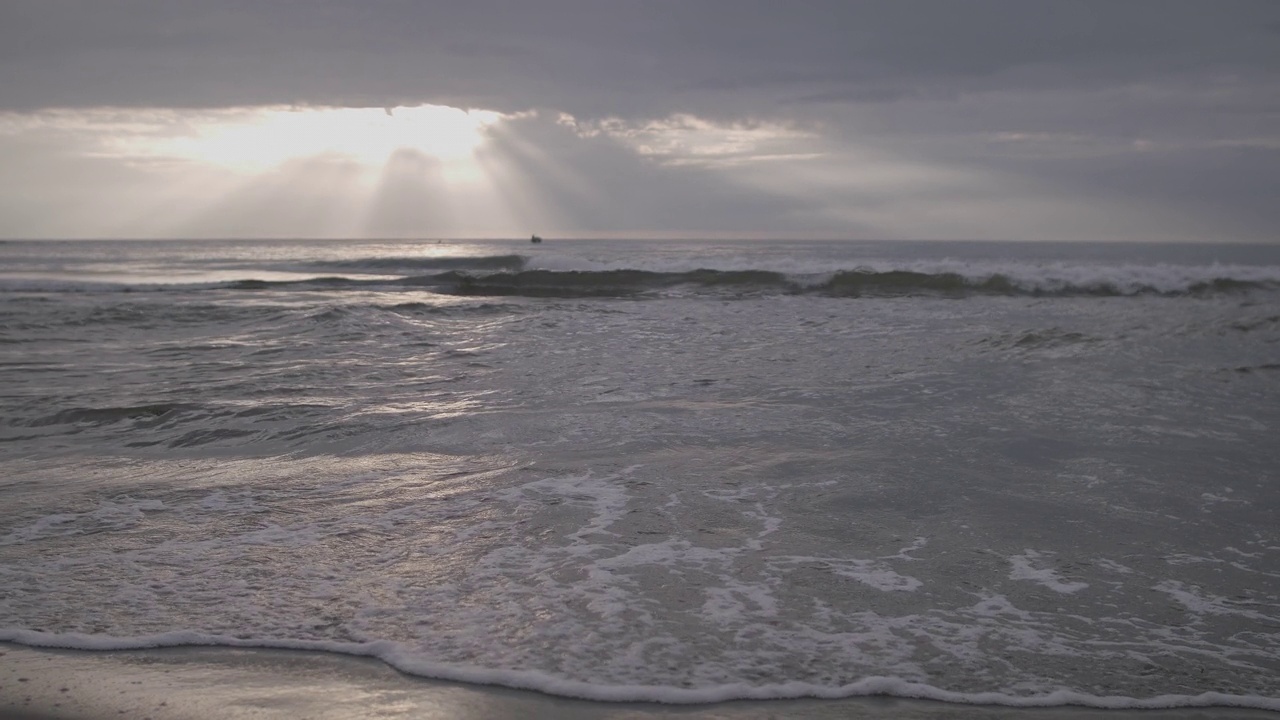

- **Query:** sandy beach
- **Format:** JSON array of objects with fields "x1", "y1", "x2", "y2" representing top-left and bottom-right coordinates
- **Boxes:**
[{"x1": 1, "y1": 643, "x2": 1275, "y2": 720}]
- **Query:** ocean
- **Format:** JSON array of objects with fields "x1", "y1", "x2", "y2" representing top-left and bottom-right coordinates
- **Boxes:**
[{"x1": 1, "y1": 238, "x2": 1278, "y2": 711}]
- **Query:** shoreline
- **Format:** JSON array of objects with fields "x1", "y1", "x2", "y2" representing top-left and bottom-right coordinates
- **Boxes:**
[{"x1": 3, "y1": 643, "x2": 1278, "y2": 720}]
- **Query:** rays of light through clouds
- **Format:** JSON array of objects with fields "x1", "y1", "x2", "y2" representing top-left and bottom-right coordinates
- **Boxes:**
[
  {"x1": 0, "y1": 103, "x2": 541, "y2": 238},
  {"x1": 6, "y1": 101, "x2": 1178, "y2": 241}
]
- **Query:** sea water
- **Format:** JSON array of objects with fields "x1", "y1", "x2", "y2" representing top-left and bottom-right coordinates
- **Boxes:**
[{"x1": 1, "y1": 238, "x2": 1278, "y2": 710}]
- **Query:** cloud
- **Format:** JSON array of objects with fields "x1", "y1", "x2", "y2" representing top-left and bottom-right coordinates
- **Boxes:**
[
  {"x1": 0, "y1": 1, "x2": 1277, "y2": 240},
  {"x1": 0, "y1": 106, "x2": 859, "y2": 239},
  {"x1": 3, "y1": 1, "x2": 1277, "y2": 116},
  {"x1": 559, "y1": 113, "x2": 820, "y2": 168}
]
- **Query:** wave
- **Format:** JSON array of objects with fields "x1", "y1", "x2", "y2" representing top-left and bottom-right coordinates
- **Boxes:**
[
  {"x1": 303, "y1": 254, "x2": 528, "y2": 274},
  {"x1": 417, "y1": 267, "x2": 1280, "y2": 299},
  {"x1": 976, "y1": 328, "x2": 1102, "y2": 352},
  {"x1": 227, "y1": 276, "x2": 364, "y2": 290},
  {"x1": 426, "y1": 268, "x2": 797, "y2": 297},
  {"x1": 24, "y1": 403, "x2": 194, "y2": 427},
  {"x1": 4, "y1": 253, "x2": 1279, "y2": 299},
  {"x1": 2, "y1": 629, "x2": 1277, "y2": 711},
  {"x1": 11, "y1": 399, "x2": 374, "y2": 451}
]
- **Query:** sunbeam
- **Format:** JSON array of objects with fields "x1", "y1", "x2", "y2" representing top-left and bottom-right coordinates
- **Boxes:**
[
  {"x1": 362, "y1": 149, "x2": 457, "y2": 238},
  {"x1": 473, "y1": 120, "x2": 581, "y2": 236},
  {"x1": 176, "y1": 155, "x2": 372, "y2": 238},
  {"x1": 0, "y1": 103, "x2": 517, "y2": 238}
]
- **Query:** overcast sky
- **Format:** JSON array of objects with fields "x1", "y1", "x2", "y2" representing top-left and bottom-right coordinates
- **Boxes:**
[{"x1": 2, "y1": 0, "x2": 1278, "y2": 241}]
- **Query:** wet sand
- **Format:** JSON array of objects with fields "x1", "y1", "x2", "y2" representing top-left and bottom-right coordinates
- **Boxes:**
[{"x1": 1, "y1": 643, "x2": 1275, "y2": 720}]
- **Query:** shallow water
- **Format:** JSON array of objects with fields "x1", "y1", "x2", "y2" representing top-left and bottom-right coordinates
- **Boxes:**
[{"x1": 1, "y1": 239, "x2": 1278, "y2": 710}]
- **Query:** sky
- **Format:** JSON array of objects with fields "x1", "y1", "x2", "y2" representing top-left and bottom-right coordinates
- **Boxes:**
[{"x1": 1, "y1": 0, "x2": 1278, "y2": 242}]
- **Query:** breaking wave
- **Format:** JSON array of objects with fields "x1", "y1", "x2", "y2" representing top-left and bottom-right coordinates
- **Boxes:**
[
  {"x1": 3, "y1": 252, "x2": 1278, "y2": 299},
  {"x1": 305, "y1": 254, "x2": 529, "y2": 274},
  {"x1": 353, "y1": 266, "x2": 1276, "y2": 298}
]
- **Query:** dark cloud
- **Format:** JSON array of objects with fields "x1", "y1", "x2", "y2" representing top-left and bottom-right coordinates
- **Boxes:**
[
  {"x1": 2, "y1": 0, "x2": 1277, "y2": 117},
  {"x1": 972, "y1": 144, "x2": 1280, "y2": 241}
]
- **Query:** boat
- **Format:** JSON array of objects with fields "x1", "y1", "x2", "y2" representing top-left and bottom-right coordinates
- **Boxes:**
[{"x1": 530, "y1": 234, "x2": 543, "y2": 244}]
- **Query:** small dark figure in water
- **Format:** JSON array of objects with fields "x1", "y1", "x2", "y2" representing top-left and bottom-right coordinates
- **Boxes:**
[{"x1": 530, "y1": 234, "x2": 543, "y2": 244}]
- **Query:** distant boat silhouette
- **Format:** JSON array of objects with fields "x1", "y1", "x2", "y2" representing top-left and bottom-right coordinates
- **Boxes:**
[{"x1": 530, "y1": 234, "x2": 543, "y2": 244}]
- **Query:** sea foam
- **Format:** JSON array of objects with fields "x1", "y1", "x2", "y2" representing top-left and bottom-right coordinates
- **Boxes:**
[{"x1": 2, "y1": 628, "x2": 1279, "y2": 711}]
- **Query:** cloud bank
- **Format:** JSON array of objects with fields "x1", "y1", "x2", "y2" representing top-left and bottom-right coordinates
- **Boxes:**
[{"x1": 1, "y1": 0, "x2": 1277, "y2": 240}]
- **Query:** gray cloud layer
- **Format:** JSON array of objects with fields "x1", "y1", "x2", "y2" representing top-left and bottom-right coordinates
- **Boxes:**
[
  {"x1": 2, "y1": 1, "x2": 1278, "y2": 240},
  {"x1": 4, "y1": 0, "x2": 1277, "y2": 114}
]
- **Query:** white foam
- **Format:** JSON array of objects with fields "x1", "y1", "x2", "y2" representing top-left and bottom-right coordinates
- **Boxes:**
[
  {"x1": 0, "y1": 499, "x2": 167, "y2": 546},
  {"x1": 2, "y1": 459, "x2": 1276, "y2": 709},
  {"x1": 2, "y1": 628, "x2": 1279, "y2": 710},
  {"x1": 1094, "y1": 558, "x2": 1134, "y2": 575},
  {"x1": 830, "y1": 562, "x2": 923, "y2": 592},
  {"x1": 967, "y1": 593, "x2": 1034, "y2": 621},
  {"x1": 1007, "y1": 550, "x2": 1088, "y2": 594},
  {"x1": 701, "y1": 579, "x2": 779, "y2": 625},
  {"x1": 1163, "y1": 553, "x2": 1223, "y2": 565},
  {"x1": 1153, "y1": 580, "x2": 1278, "y2": 621},
  {"x1": 0, "y1": 513, "x2": 79, "y2": 545},
  {"x1": 848, "y1": 259, "x2": 1280, "y2": 295},
  {"x1": 771, "y1": 539, "x2": 928, "y2": 593},
  {"x1": 198, "y1": 490, "x2": 267, "y2": 514},
  {"x1": 1201, "y1": 492, "x2": 1248, "y2": 504}
]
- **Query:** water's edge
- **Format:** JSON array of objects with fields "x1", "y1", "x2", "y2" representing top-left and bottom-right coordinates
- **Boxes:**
[{"x1": 3, "y1": 633, "x2": 1277, "y2": 712}]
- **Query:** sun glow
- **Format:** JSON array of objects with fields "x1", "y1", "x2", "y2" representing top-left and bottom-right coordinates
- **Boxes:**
[
  {"x1": 0, "y1": 102, "x2": 538, "y2": 238},
  {"x1": 137, "y1": 104, "x2": 503, "y2": 173}
]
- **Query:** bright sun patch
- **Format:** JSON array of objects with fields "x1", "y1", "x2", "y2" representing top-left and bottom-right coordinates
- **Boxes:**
[
  {"x1": 147, "y1": 104, "x2": 504, "y2": 171},
  {"x1": 0, "y1": 104, "x2": 505, "y2": 174}
]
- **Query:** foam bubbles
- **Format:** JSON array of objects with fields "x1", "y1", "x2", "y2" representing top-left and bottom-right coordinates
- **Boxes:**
[
  {"x1": 0, "y1": 499, "x2": 167, "y2": 546},
  {"x1": 1007, "y1": 550, "x2": 1089, "y2": 594},
  {"x1": 1153, "y1": 580, "x2": 1278, "y2": 621}
]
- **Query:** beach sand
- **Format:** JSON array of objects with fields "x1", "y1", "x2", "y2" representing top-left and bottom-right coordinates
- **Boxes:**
[{"x1": 1, "y1": 643, "x2": 1274, "y2": 720}]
